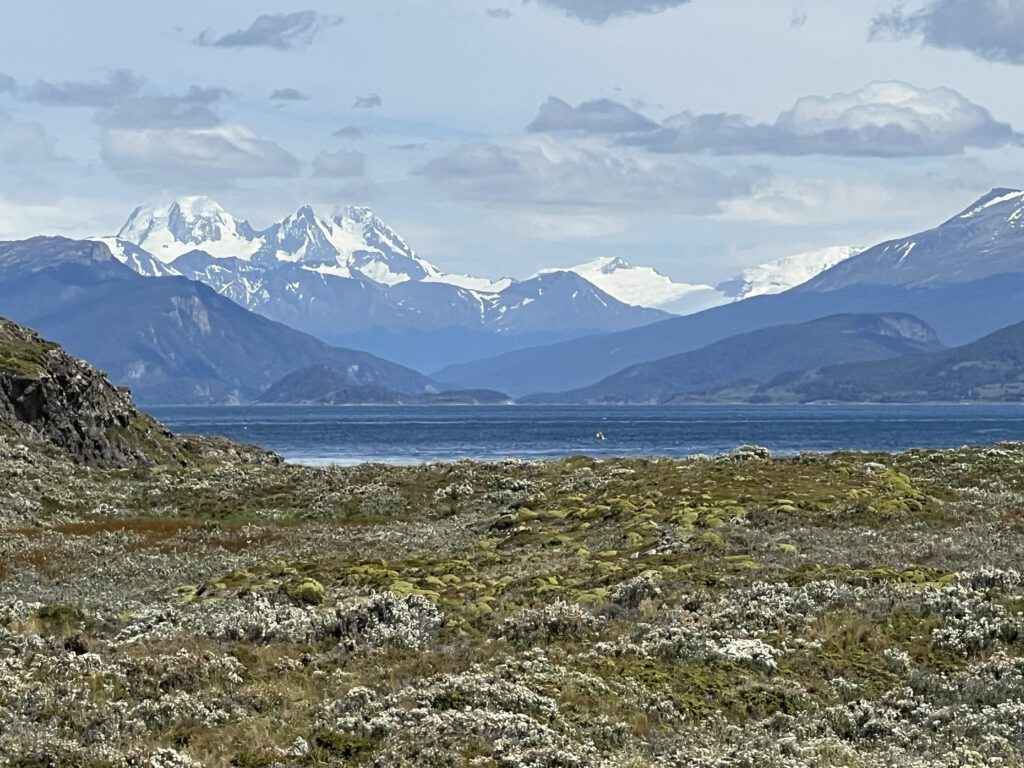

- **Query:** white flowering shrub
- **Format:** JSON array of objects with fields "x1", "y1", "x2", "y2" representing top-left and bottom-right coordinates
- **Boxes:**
[{"x1": 495, "y1": 600, "x2": 605, "y2": 644}]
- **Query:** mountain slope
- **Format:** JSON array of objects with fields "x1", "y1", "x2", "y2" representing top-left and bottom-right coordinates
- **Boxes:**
[
  {"x1": 523, "y1": 313, "x2": 942, "y2": 404},
  {"x1": 436, "y1": 190, "x2": 1024, "y2": 395},
  {"x1": 800, "y1": 189, "x2": 1024, "y2": 291},
  {"x1": 752, "y1": 319, "x2": 1024, "y2": 403},
  {"x1": 0, "y1": 237, "x2": 434, "y2": 404}
]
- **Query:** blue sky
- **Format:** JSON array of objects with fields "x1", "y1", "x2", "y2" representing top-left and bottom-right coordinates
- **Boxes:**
[{"x1": 1, "y1": 0, "x2": 1023, "y2": 282}]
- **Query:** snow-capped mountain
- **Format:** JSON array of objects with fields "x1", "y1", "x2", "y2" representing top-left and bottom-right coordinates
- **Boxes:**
[
  {"x1": 539, "y1": 257, "x2": 723, "y2": 315},
  {"x1": 105, "y1": 197, "x2": 861, "y2": 370},
  {"x1": 437, "y1": 188, "x2": 1024, "y2": 396},
  {"x1": 717, "y1": 246, "x2": 863, "y2": 300},
  {"x1": 541, "y1": 249, "x2": 861, "y2": 316},
  {"x1": 118, "y1": 197, "x2": 260, "y2": 262},
  {"x1": 108, "y1": 198, "x2": 669, "y2": 370},
  {"x1": 801, "y1": 188, "x2": 1024, "y2": 291},
  {"x1": 118, "y1": 197, "x2": 448, "y2": 286}
]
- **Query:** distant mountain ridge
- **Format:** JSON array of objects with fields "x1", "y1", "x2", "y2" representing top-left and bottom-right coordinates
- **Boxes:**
[
  {"x1": 437, "y1": 189, "x2": 1024, "y2": 395},
  {"x1": 258, "y1": 364, "x2": 512, "y2": 405},
  {"x1": 0, "y1": 237, "x2": 436, "y2": 404},
  {"x1": 747, "y1": 319, "x2": 1024, "y2": 403},
  {"x1": 539, "y1": 247, "x2": 861, "y2": 315},
  {"x1": 522, "y1": 313, "x2": 942, "y2": 404}
]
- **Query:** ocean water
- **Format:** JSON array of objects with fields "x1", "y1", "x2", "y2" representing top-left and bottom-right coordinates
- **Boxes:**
[{"x1": 146, "y1": 404, "x2": 1024, "y2": 466}]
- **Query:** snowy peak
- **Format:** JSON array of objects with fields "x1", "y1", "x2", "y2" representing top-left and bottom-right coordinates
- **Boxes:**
[
  {"x1": 952, "y1": 188, "x2": 1024, "y2": 222},
  {"x1": 258, "y1": 205, "x2": 342, "y2": 268},
  {"x1": 117, "y1": 197, "x2": 259, "y2": 263},
  {"x1": 716, "y1": 246, "x2": 863, "y2": 300},
  {"x1": 490, "y1": 270, "x2": 670, "y2": 333},
  {"x1": 538, "y1": 256, "x2": 721, "y2": 315},
  {"x1": 328, "y1": 206, "x2": 438, "y2": 285},
  {"x1": 116, "y1": 198, "x2": 451, "y2": 287}
]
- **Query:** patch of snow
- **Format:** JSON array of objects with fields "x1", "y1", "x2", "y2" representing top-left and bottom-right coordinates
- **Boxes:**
[
  {"x1": 959, "y1": 190, "x2": 1024, "y2": 218},
  {"x1": 896, "y1": 242, "x2": 916, "y2": 265},
  {"x1": 423, "y1": 273, "x2": 516, "y2": 293},
  {"x1": 304, "y1": 264, "x2": 354, "y2": 280},
  {"x1": 718, "y1": 246, "x2": 863, "y2": 300},
  {"x1": 538, "y1": 256, "x2": 713, "y2": 310}
]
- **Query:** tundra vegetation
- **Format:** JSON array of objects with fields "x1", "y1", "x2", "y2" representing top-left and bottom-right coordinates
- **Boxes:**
[{"x1": 3, "y1": 428, "x2": 1024, "y2": 767}]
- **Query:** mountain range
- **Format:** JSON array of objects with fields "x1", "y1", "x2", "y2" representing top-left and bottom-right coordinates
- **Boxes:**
[
  {"x1": 523, "y1": 313, "x2": 942, "y2": 404},
  {"x1": 1, "y1": 187, "x2": 1022, "y2": 406},
  {"x1": 747, "y1": 319, "x2": 1024, "y2": 403},
  {"x1": 94, "y1": 198, "x2": 856, "y2": 370},
  {"x1": 99, "y1": 199, "x2": 667, "y2": 370},
  {"x1": 0, "y1": 238, "x2": 434, "y2": 404},
  {"x1": 437, "y1": 189, "x2": 1024, "y2": 395}
]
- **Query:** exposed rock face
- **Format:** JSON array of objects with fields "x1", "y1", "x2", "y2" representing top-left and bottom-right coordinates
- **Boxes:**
[{"x1": 0, "y1": 317, "x2": 187, "y2": 467}]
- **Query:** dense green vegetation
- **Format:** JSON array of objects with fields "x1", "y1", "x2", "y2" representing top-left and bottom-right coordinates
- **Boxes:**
[{"x1": 3, "y1": 436, "x2": 1024, "y2": 766}]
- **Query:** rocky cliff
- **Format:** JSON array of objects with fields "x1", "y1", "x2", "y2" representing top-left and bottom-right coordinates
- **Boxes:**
[{"x1": 0, "y1": 317, "x2": 274, "y2": 467}]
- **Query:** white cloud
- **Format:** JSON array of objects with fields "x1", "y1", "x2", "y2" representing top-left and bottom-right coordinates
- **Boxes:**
[
  {"x1": 716, "y1": 174, "x2": 967, "y2": 226},
  {"x1": 415, "y1": 135, "x2": 756, "y2": 212},
  {"x1": 0, "y1": 195, "x2": 127, "y2": 239},
  {"x1": 101, "y1": 123, "x2": 299, "y2": 184},
  {"x1": 628, "y1": 81, "x2": 1020, "y2": 157}
]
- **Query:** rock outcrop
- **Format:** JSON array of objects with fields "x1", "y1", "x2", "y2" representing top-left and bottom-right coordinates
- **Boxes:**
[{"x1": 0, "y1": 316, "x2": 280, "y2": 468}]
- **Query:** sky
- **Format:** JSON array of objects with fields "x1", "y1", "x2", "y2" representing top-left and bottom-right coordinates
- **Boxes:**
[{"x1": 1, "y1": 0, "x2": 1023, "y2": 283}]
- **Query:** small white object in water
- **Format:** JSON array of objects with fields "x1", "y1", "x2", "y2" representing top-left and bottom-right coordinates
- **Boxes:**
[{"x1": 595, "y1": 431, "x2": 606, "y2": 441}]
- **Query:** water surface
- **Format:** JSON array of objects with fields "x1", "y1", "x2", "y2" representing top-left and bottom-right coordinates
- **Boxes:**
[{"x1": 147, "y1": 404, "x2": 1024, "y2": 465}]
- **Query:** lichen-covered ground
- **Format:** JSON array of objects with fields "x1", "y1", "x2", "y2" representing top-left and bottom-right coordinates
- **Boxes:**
[{"x1": 3, "y1": 437, "x2": 1024, "y2": 767}]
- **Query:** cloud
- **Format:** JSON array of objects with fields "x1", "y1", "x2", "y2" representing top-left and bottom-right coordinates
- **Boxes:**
[
  {"x1": 352, "y1": 93, "x2": 382, "y2": 109},
  {"x1": 791, "y1": 2, "x2": 808, "y2": 28},
  {"x1": 414, "y1": 135, "x2": 756, "y2": 212},
  {"x1": 528, "y1": 0, "x2": 693, "y2": 24},
  {"x1": 194, "y1": 10, "x2": 342, "y2": 50},
  {"x1": 27, "y1": 69, "x2": 144, "y2": 108},
  {"x1": 0, "y1": 195, "x2": 129, "y2": 240},
  {"x1": 25, "y1": 71, "x2": 232, "y2": 130},
  {"x1": 270, "y1": 87, "x2": 310, "y2": 101},
  {"x1": 527, "y1": 96, "x2": 659, "y2": 134},
  {"x1": 487, "y1": 8, "x2": 513, "y2": 19},
  {"x1": 392, "y1": 143, "x2": 428, "y2": 151},
  {"x1": 870, "y1": 0, "x2": 1024, "y2": 64},
  {"x1": 333, "y1": 126, "x2": 367, "y2": 139},
  {"x1": 0, "y1": 73, "x2": 14, "y2": 93},
  {"x1": 625, "y1": 81, "x2": 1020, "y2": 157},
  {"x1": 312, "y1": 149, "x2": 365, "y2": 177},
  {"x1": 0, "y1": 113, "x2": 60, "y2": 165},
  {"x1": 96, "y1": 86, "x2": 231, "y2": 130},
  {"x1": 101, "y1": 123, "x2": 300, "y2": 184}
]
